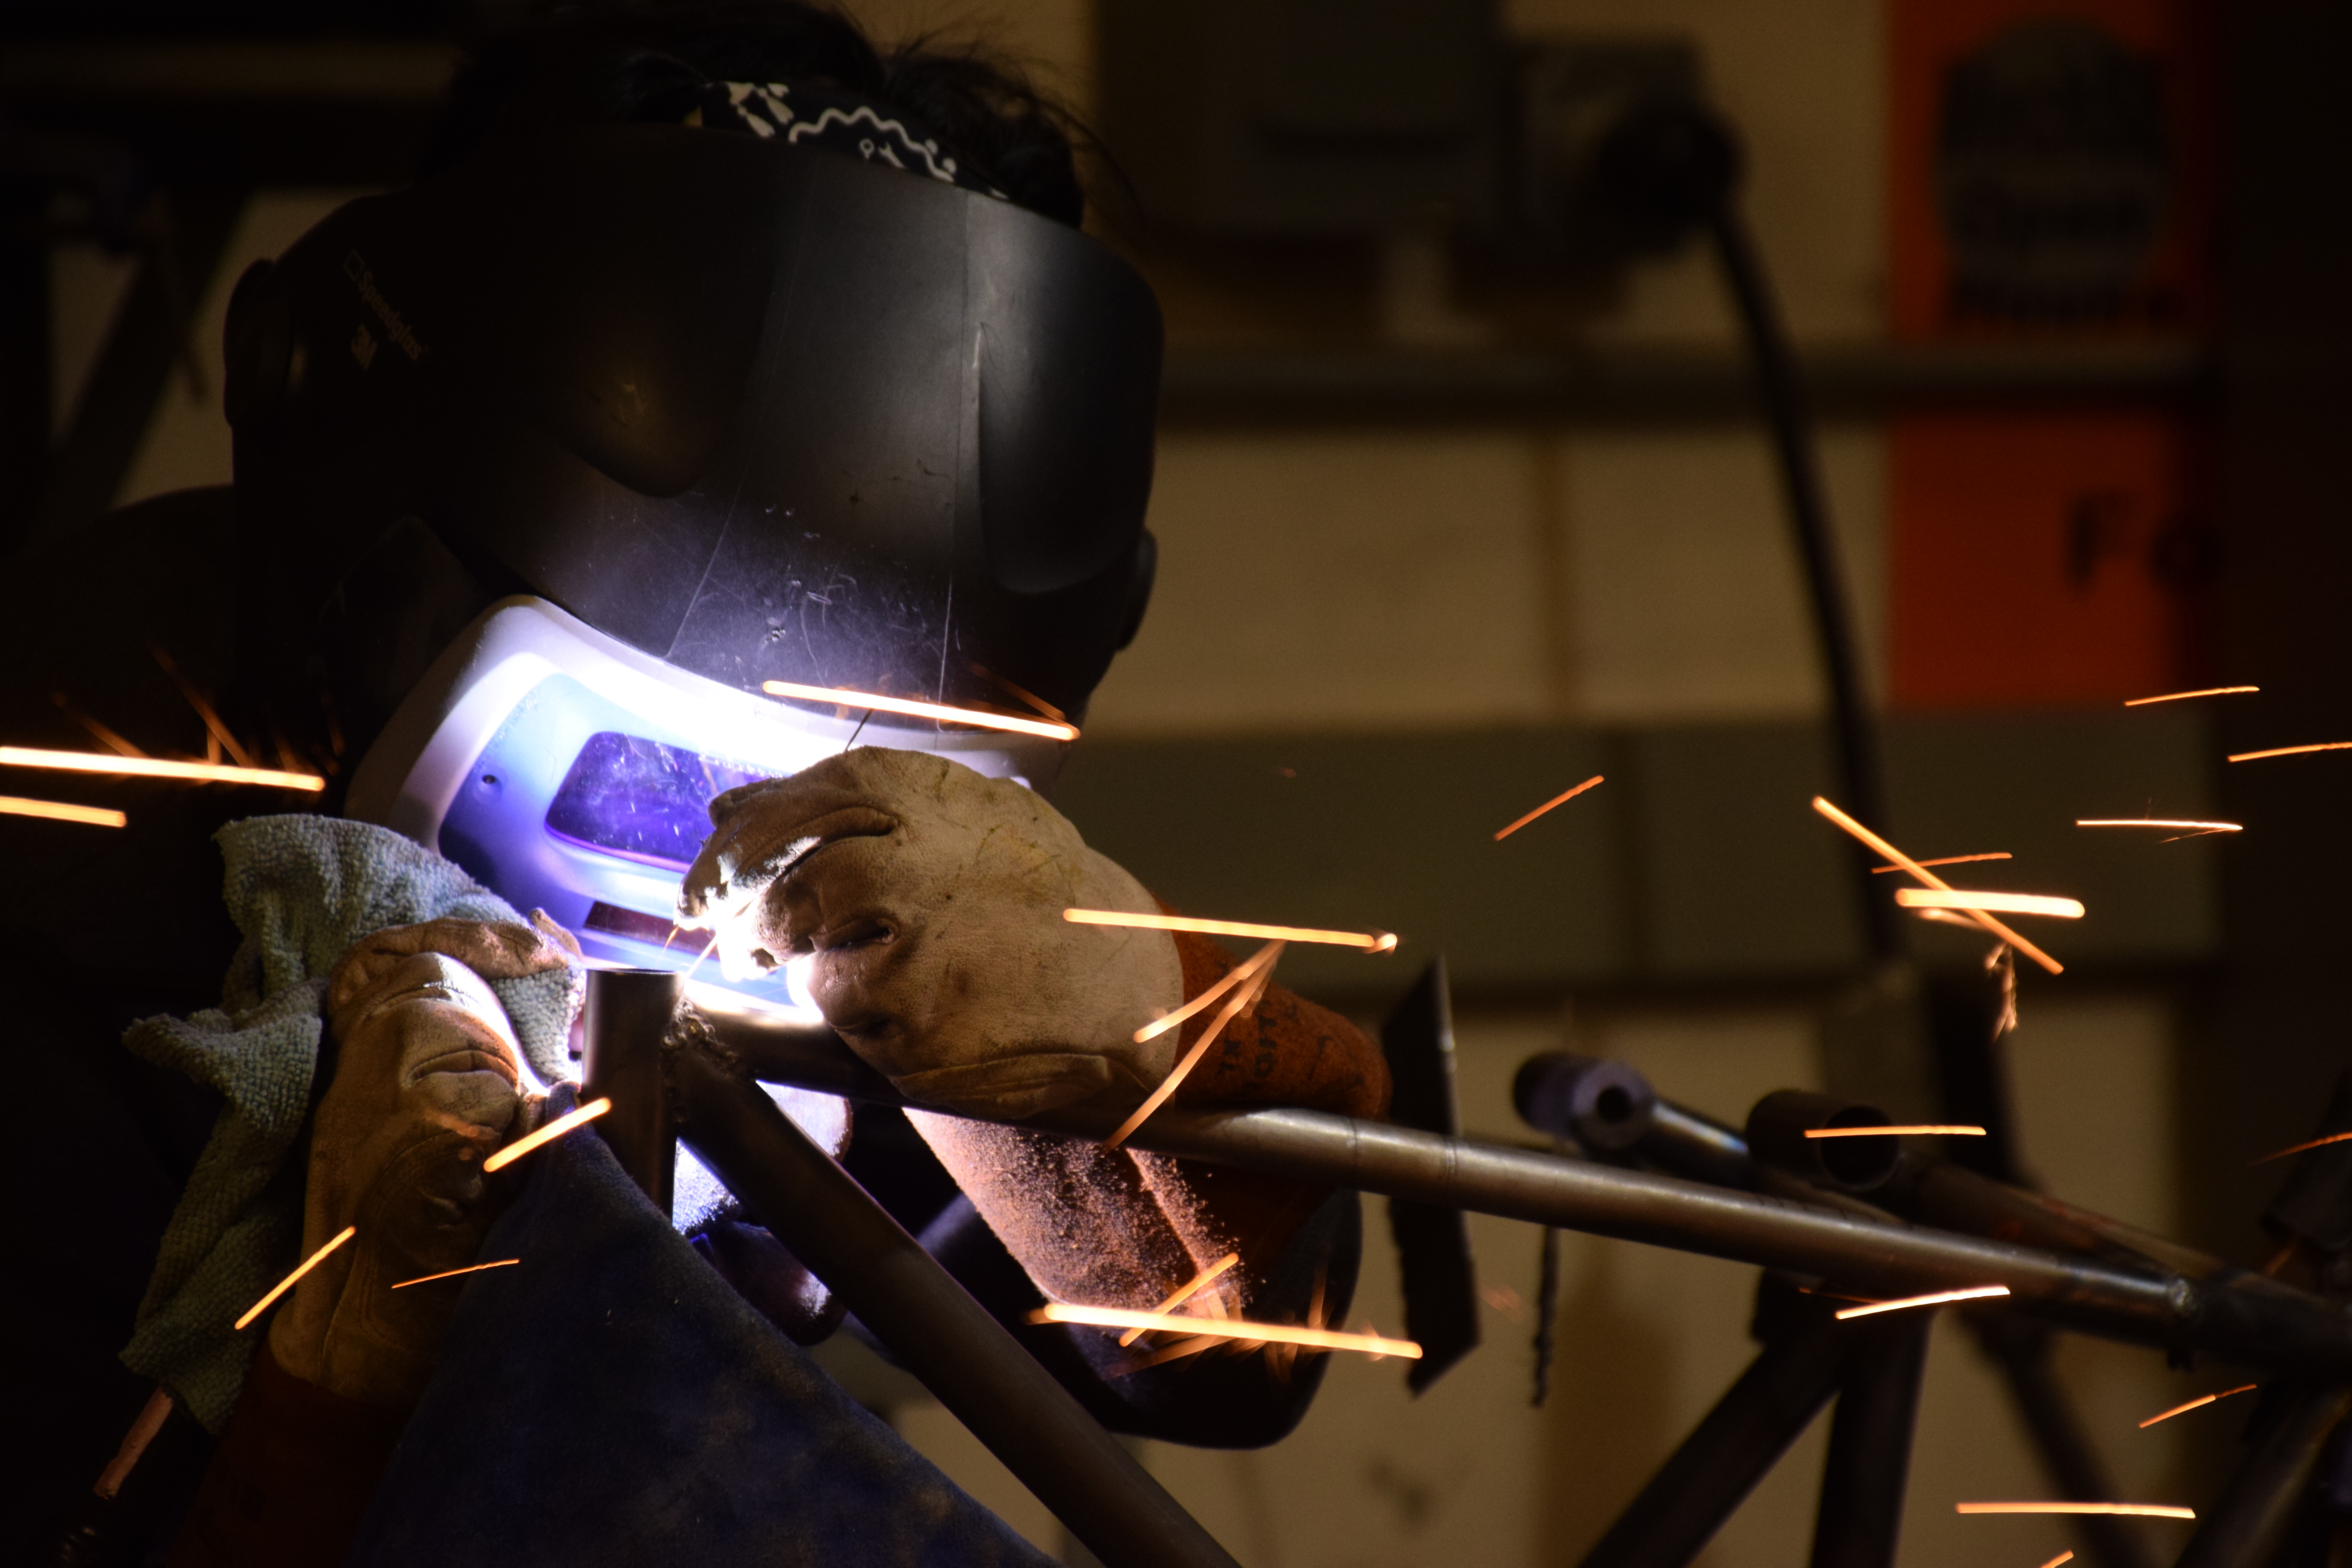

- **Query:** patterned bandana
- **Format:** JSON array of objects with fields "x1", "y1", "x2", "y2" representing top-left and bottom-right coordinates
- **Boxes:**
[{"x1": 688, "y1": 79, "x2": 1008, "y2": 201}]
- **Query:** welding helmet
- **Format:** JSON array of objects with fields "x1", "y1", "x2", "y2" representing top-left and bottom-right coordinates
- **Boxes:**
[{"x1": 228, "y1": 122, "x2": 1163, "y2": 1005}]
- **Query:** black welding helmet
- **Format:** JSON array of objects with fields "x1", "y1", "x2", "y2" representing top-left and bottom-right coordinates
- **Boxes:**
[{"x1": 225, "y1": 119, "x2": 1161, "y2": 1013}]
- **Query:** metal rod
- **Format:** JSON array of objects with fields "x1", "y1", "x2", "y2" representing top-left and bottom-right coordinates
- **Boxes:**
[
  {"x1": 1809, "y1": 1315, "x2": 1931, "y2": 1568},
  {"x1": 1579, "y1": 1308, "x2": 1846, "y2": 1568},
  {"x1": 704, "y1": 1013, "x2": 2352, "y2": 1372},
  {"x1": 2172, "y1": 1383, "x2": 2352, "y2": 1568},
  {"x1": 668, "y1": 1031, "x2": 1242, "y2": 1568},
  {"x1": 580, "y1": 968, "x2": 681, "y2": 1215}
]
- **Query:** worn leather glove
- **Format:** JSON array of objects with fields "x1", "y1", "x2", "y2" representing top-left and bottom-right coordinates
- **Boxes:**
[
  {"x1": 267, "y1": 916, "x2": 579, "y2": 1412},
  {"x1": 677, "y1": 748, "x2": 1183, "y2": 1120}
]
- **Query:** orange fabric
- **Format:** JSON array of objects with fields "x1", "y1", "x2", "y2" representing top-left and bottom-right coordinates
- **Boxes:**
[
  {"x1": 1162, "y1": 928, "x2": 1390, "y2": 1121},
  {"x1": 169, "y1": 1343, "x2": 404, "y2": 1568}
]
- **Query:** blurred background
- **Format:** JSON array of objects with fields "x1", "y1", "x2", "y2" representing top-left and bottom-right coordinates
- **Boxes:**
[{"x1": 7, "y1": 0, "x2": 2347, "y2": 1562}]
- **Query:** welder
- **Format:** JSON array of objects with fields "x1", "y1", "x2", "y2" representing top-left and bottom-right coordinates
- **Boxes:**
[{"x1": 8, "y1": 5, "x2": 1387, "y2": 1563}]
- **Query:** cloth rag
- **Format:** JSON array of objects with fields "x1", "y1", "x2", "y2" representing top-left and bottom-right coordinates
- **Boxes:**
[
  {"x1": 118, "y1": 814, "x2": 583, "y2": 1431},
  {"x1": 349, "y1": 1084, "x2": 1054, "y2": 1568}
]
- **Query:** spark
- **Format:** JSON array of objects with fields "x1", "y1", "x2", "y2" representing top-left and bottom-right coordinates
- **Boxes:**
[
  {"x1": 2229, "y1": 742, "x2": 2352, "y2": 763},
  {"x1": 151, "y1": 645, "x2": 255, "y2": 768},
  {"x1": 1134, "y1": 951, "x2": 1266, "y2": 1044},
  {"x1": 2077, "y1": 818, "x2": 2241, "y2": 834},
  {"x1": 1494, "y1": 775, "x2": 1605, "y2": 841},
  {"x1": 1871, "y1": 853, "x2": 2011, "y2": 873},
  {"x1": 0, "y1": 795, "x2": 125, "y2": 828},
  {"x1": 761, "y1": 680, "x2": 1078, "y2": 742},
  {"x1": 2138, "y1": 1385, "x2": 2257, "y2": 1428},
  {"x1": 2250, "y1": 1129, "x2": 2352, "y2": 1165},
  {"x1": 1806, "y1": 1125, "x2": 1986, "y2": 1139},
  {"x1": 1105, "y1": 945, "x2": 1282, "y2": 1149},
  {"x1": 1105, "y1": 1334, "x2": 1227, "y2": 1378},
  {"x1": 1813, "y1": 798, "x2": 2063, "y2": 974},
  {"x1": 1912, "y1": 907, "x2": 1989, "y2": 931},
  {"x1": 1955, "y1": 1503, "x2": 2195, "y2": 1521},
  {"x1": 483, "y1": 1097, "x2": 612, "y2": 1172},
  {"x1": 2040, "y1": 1555, "x2": 2076, "y2": 1568},
  {"x1": 234, "y1": 1225, "x2": 357, "y2": 1330},
  {"x1": 93, "y1": 1388, "x2": 174, "y2": 1500},
  {"x1": 2125, "y1": 685, "x2": 2258, "y2": 706},
  {"x1": 1836, "y1": 1285, "x2": 2009, "y2": 1319},
  {"x1": 1121, "y1": 1253, "x2": 1242, "y2": 1345},
  {"x1": 1066, "y1": 908, "x2": 1396, "y2": 953},
  {"x1": 1030, "y1": 1303, "x2": 1422, "y2": 1359},
  {"x1": 1894, "y1": 889, "x2": 2085, "y2": 920},
  {"x1": 390, "y1": 1259, "x2": 521, "y2": 1290},
  {"x1": 0, "y1": 746, "x2": 323, "y2": 791}
]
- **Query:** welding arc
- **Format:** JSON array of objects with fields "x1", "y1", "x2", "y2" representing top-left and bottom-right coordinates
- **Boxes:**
[
  {"x1": 1105, "y1": 945, "x2": 1282, "y2": 1150},
  {"x1": 1494, "y1": 775, "x2": 1604, "y2": 841},
  {"x1": 1813, "y1": 798, "x2": 2063, "y2": 975},
  {"x1": 760, "y1": 680, "x2": 1079, "y2": 742},
  {"x1": 483, "y1": 1097, "x2": 612, "y2": 1172},
  {"x1": 1893, "y1": 889, "x2": 2085, "y2": 920},
  {"x1": 0, "y1": 795, "x2": 125, "y2": 827},
  {"x1": 0, "y1": 746, "x2": 324, "y2": 791},
  {"x1": 1805, "y1": 1125, "x2": 1985, "y2": 1139},
  {"x1": 1122, "y1": 1254, "x2": 1241, "y2": 1346},
  {"x1": 1834, "y1": 1285, "x2": 2009, "y2": 1319},
  {"x1": 2228, "y1": 741, "x2": 2352, "y2": 763},
  {"x1": 2125, "y1": 685, "x2": 2258, "y2": 706},
  {"x1": 1067, "y1": 907, "x2": 1396, "y2": 953},
  {"x1": 234, "y1": 1225, "x2": 357, "y2": 1330},
  {"x1": 1030, "y1": 1303, "x2": 1422, "y2": 1359},
  {"x1": 1870, "y1": 852, "x2": 2009, "y2": 873},
  {"x1": 1955, "y1": 1503, "x2": 2196, "y2": 1520},
  {"x1": 390, "y1": 1259, "x2": 521, "y2": 1290},
  {"x1": 2138, "y1": 1385, "x2": 2257, "y2": 1428}
]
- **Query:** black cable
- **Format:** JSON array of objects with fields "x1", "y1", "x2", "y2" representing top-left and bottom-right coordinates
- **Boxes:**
[{"x1": 1706, "y1": 205, "x2": 1899, "y2": 962}]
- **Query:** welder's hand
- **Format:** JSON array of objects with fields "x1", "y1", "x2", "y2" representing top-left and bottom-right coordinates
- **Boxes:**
[
  {"x1": 677, "y1": 747, "x2": 1183, "y2": 1119},
  {"x1": 267, "y1": 916, "x2": 578, "y2": 1411}
]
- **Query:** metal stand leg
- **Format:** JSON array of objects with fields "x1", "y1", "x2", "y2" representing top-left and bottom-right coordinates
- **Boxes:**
[
  {"x1": 1973, "y1": 1316, "x2": 2158, "y2": 1568},
  {"x1": 1580, "y1": 1306, "x2": 1846, "y2": 1568},
  {"x1": 1810, "y1": 1314, "x2": 1930, "y2": 1568},
  {"x1": 2174, "y1": 1384, "x2": 2352, "y2": 1568}
]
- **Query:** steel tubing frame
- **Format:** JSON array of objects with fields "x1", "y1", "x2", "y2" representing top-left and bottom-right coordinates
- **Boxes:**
[{"x1": 702, "y1": 1008, "x2": 2352, "y2": 1376}]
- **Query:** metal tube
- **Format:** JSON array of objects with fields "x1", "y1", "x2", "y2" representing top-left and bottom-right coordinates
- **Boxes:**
[
  {"x1": 706, "y1": 1012, "x2": 2352, "y2": 1373},
  {"x1": 1808, "y1": 1315, "x2": 1930, "y2": 1568},
  {"x1": 668, "y1": 1033, "x2": 1242, "y2": 1568},
  {"x1": 581, "y1": 968, "x2": 682, "y2": 1214},
  {"x1": 1579, "y1": 1310, "x2": 1846, "y2": 1568},
  {"x1": 2172, "y1": 1383, "x2": 2352, "y2": 1568}
]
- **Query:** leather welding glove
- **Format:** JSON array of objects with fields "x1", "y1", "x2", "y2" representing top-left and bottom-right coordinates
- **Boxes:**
[
  {"x1": 266, "y1": 915, "x2": 579, "y2": 1412},
  {"x1": 676, "y1": 747, "x2": 1182, "y2": 1120}
]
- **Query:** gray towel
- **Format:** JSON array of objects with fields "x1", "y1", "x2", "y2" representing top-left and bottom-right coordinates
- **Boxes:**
[{"x1": 119, "y1": 814, "x2": 583, "y2": 1431}]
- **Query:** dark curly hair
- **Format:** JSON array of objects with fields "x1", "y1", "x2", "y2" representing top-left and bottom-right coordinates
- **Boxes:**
[{"x1": 423, "y1": 0, "x2": 1090, "y2": 227}]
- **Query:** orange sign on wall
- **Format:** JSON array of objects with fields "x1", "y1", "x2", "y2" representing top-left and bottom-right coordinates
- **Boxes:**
[{"x1": 1887, "y1": 0, "x2": 2218, "y2": 710}]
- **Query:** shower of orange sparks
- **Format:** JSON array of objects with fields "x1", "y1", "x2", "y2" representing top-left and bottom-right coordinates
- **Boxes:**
[
  {"x1": 2076, "y1": 818, "x2": 2242, "y2": 834},
  {"x1": 390, "y1": 1259, "x2": 522, "y2": 1290},
  {"x1": 1106, "y1": 946, "x2": 1281, "y2": 1149},
  {"x1": 0, "y1": 795, "x2": 125, "y2": 827},
  {"x1": 1494, "y1": 775, "x2": 1604, "y2": 841},
  {"x1": 1066, "y1": 908, "x2": 1396, "y2": 952},
  {"x1": 1956, "y1": 1503, "x2": 2196, "y2": 1520},
  {"x1": 761, "y1": 680, "x2": 1078, "y2": 741},
  {"x1": 2125, "y1": 685, "x2": 2258, "y2": 706},
  {"x1": 1813, "y1": 798, "x2": 2063, "y2": 975},
  {"x1": 1894, "y1": 889, "x2": 2085, "y2": 920},
  {"x1": 234, "y1": 1225, "x2": 356, "y2": 1330},
  {"x1": 483, "y1": 1098, "x2": 612, "y2": 1172},
  {"x1": 0, "y1": 746, "x2": 323, "y2": 791},
  {"x1": 1030, "y1": 1303, "x2": 1422, "y2": 1358},
  {"x1": 1835, "y1": 1285, "x2": 2009, "y2": 1319},
  {"x1": 1120, "y1": 1253, "x2": 1243, "y2": 1346},
  {"x1": 1871, "y1": 853, "x2": 2010, "y2": 873},
  {"x1": 2250, "y1": 1129, "x2": 2352, "y2": 1165},
  {"x1": 1806, "y1": 1125, "x2": 1985, "y2": 1139},
  {"x1": 2138, "y1": 1385, "x2": 2257, "y2": 1428},
  {"x1": 2229, "y1": 742, "x2": 2352, "y2": 763}
]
